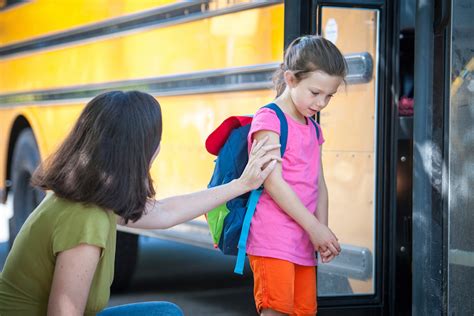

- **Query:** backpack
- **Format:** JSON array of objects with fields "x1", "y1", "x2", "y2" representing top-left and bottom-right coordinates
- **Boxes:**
[{"x1": 205, "y1": 103, "x2": 320, "y2": 274}]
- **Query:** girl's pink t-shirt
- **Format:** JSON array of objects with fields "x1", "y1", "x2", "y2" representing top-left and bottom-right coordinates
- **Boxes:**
[{"x1": 246, "y1": 107, "x2": 324, "y2": 266}]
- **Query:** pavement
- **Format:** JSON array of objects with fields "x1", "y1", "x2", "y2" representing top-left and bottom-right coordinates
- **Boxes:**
[{"x1": 111, "y1": 236, "x2": 255, "y2": 315}]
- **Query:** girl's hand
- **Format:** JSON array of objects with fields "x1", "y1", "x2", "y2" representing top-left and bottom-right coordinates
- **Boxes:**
[
  {"x1": 319, "y1": 247, "x2": 336, "y2": 263},
  {"x1": 309, "y1": 222, "x2": 341, "y2": 259},
  {"x1": 238, "y1": 136, "x2": 282, "y2": 191}
]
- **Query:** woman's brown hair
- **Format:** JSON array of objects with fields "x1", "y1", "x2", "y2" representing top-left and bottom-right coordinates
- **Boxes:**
[
  {"x1": 273, "y1": 35, "x2": 347, "y2": 96},
  {"x1": 32, "y1": 90, "x2": 162, "y2": 223}
]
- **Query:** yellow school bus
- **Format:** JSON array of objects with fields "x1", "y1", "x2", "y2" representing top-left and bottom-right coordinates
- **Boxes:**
[
  {"x1": 0, "y1": 0, "x2": 374, "y2": 297},
  {"x1": 4, "y1": 0, "x2": 471, "y2": 314}
]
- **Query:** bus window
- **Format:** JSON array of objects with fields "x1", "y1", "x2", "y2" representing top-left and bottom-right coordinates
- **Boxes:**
[{"x1": 317, "y1": 6, "x2": 379, "y2": 297}]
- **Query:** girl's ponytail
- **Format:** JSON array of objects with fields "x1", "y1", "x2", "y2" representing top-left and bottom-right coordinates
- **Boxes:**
[{"x1": 273, "y1": 63, "x2": 286, "y2": 97}]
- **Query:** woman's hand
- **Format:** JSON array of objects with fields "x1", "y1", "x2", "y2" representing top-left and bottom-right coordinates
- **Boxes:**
[{"x1": 238, "y1": 136, "x2": 282, "y2": 191}]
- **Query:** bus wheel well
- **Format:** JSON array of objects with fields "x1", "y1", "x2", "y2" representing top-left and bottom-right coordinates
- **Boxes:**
[{"x1": 6, "y1": 116, "x2": 33, "y2": 199}]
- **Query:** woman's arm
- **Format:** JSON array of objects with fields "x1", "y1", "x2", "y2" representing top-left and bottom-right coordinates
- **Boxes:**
[
  {"x1": 120, "y1": 137, "x2": 281, "y2": 229},
  {"x1": 48, "y1": 244, "x2": 101, "y2": 316},
  {"x1": 252, "y1": 130, "x2": 341, "y2": 256}
]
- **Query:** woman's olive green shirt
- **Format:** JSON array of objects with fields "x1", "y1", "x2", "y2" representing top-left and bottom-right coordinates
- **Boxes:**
[{"x1": 0, "y1": 193, "x2": 117, "y2": 316}]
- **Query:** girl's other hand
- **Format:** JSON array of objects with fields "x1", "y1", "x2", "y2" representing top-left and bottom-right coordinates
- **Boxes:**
[
  {"x1": 309, "y1": 222, "x2": 341, "y2": 258},
  {"x1": 239, "y1": 137, "x2": 282, "y2": 191},
  {"x1": 319, "y1": 247, "x2": 336, "y2": 263}
]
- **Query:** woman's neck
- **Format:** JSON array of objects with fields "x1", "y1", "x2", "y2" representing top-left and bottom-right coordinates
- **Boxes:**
[{"x1": 274, "y1": 89, "x2": 306, "y2": 124}]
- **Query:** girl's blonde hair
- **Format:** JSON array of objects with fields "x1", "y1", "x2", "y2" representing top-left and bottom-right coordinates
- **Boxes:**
[{"x1": 273, "y1": 35, "x2": 347, "y2": 96}]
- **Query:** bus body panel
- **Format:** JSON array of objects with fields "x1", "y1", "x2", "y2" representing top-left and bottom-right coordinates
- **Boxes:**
[
  {"x1": 0, "y1": 0, "x2": 378, "y2": 298},
  {"x1": 0, "y1": 0, "x2": 177, "y2": 46}
]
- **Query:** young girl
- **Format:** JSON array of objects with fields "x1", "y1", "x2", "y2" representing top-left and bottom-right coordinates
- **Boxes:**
[
  {"x1": 0, "y1": 91, "x2": 281, "y2": 316},
  {"x1": 247, "y1": 35, "x2": 346, "y2": 315}
]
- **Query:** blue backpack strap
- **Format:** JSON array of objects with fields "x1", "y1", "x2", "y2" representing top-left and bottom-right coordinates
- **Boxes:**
[
  {"x1": 308, "y1": 117, "x2": 321, "y2": 142},
  {"x1": 262, "y1": 103, "x2": 288, "y2": 157},
  {"x1": 234, "y1": 188, "x2": 263, "y2": 274},
  {"x1": 234, "y1": 103, "x2": 288, "y2": 275}
]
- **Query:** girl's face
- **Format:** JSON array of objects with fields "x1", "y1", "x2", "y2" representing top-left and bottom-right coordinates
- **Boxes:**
[{"x1": 286, "y1": 70, "x2": 343, "y2": 118}]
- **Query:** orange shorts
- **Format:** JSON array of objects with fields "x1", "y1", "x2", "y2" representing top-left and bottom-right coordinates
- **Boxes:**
[{"x1": 249, "y1": 255, "x2": 317, "y2": 316}]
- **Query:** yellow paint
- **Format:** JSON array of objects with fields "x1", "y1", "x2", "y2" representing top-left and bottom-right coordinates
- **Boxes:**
[
  {"x1": 0, "y1": 104, "x2": 85, "y2": 186},
  {"x1": 0, "y1": 5, "x2": 284, "y2": 93},
  {"x1": 0, "y1": 90, "x2": 274, "y2": 196},
  {"x1": 150, "y1": 90, "x2": 275, "y2": 198},
  {"x1": 0, "y1": 2, "x2": 284, "y2": 195},
  {"x1": 0, "y1": 0, "x2": 177, "y2": 46}
]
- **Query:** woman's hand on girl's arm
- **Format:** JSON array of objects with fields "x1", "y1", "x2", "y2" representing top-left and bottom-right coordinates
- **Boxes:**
[
  {"x1": 48, "y1": 244, "x2": 101, "y2": 316},
  {"x1": 119, "y1": 137, "x2": 281, "y2": 230},
  {"x1": 238, "y1": 138, "x2": 281, "y2": 191}
]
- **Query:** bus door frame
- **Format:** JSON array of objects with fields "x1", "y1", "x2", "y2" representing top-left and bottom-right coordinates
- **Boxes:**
[
  {"x1": 412, "y1": 0, "x2": 451, "y2": 314},
  {"x1": 284, "y1": 0, "x2": 399, "y2": 315}
]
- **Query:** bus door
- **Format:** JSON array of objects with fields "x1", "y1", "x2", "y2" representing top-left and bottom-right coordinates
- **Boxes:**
[{"x1": 285, "y1": 1, "x2": 397, "y2": 314}]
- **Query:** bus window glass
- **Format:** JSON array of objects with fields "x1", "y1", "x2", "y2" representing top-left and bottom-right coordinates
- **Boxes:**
[
  {"x1": 317, "y1": 7, "x2": 379, "y2": 296},
  {"x1": 448, "y1": 0, "x2": 474, "y2": 313}
]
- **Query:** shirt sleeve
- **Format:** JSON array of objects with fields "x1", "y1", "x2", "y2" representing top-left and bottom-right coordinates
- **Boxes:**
[
  {"x1": 52, "y1": 205, "x2": 111, "y2": 257},
  {"x1": 247, "y1": 108, "x2": 281, "y2": 151}
]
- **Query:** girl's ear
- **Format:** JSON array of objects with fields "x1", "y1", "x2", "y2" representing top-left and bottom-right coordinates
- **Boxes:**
[{"x1": 284, "y1": 70, "x2": 298, "y2": 88}]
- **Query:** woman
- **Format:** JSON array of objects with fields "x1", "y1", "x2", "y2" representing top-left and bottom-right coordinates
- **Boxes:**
[{"x1": 0, "y1": 91, "x2": 280, "y2": 316}]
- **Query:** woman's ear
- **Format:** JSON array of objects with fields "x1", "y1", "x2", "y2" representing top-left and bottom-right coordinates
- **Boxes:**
[{"x1": 284, "y1": 70, "x2": 297, "y2": 88}]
